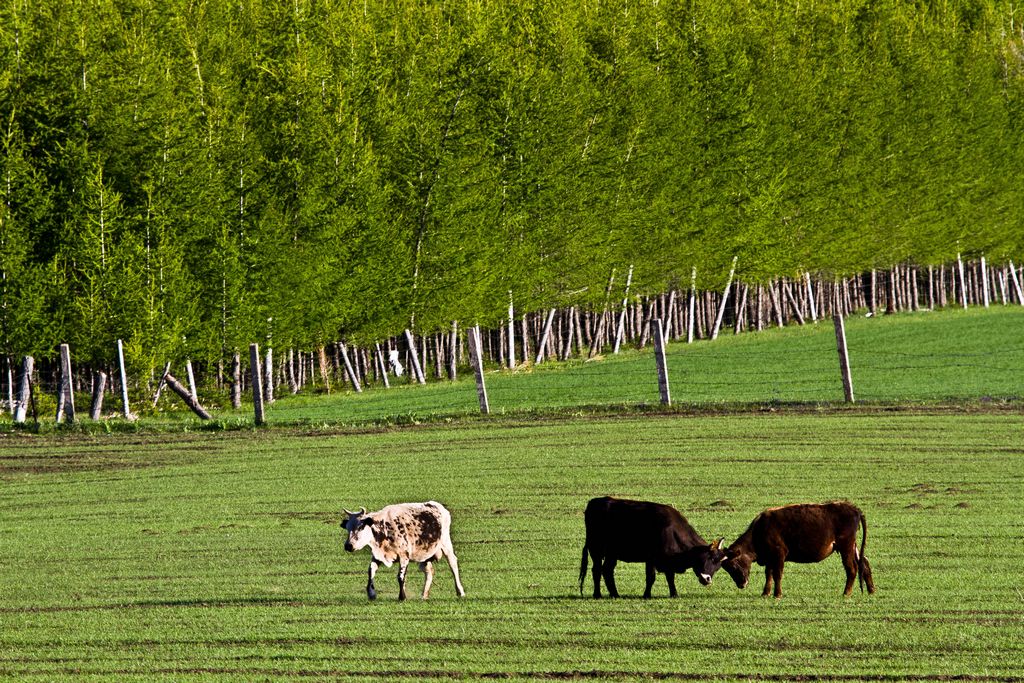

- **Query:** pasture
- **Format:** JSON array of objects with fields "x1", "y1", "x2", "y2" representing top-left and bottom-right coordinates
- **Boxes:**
[
  {"x1": 2, "y1": 410, "x2": 1022, "y2": 681},
  {"x1": 247, "y1": 307, "x2": 1024, "y2": 426}
]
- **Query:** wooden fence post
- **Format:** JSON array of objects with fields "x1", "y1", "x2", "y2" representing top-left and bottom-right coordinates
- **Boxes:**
[
  {"x1": 116, "y1": 339, "x2": 132, "y2": 419},
  {"x1": 338, "y1": 343, "x2": 362, "y2": 393},
  {"x1": 588, "y1": 268, "x2": 617, "y2": 358},
  {"x1": 56, "y1": 343, "x2": 75, "y2": 423},
  {"x1": 153, "y1": 361, "x2": 171, "y2": 407},
  {"x1": 651, "y1": 318, "x2": 671, "y2": 406},
  {"x1": 980, "y1": 256, "x2": 990, "y2": 308},
  {"x1": 163, "y1": 370, "x2": 213, "y2": 420},
  {"x1": 229, "y1": 353, "x2": 242, "y2": 408},
  {"x1": 469, "y1": 325, "x2": 490, "y2": 414},
  {"x1": 506, "y1": 291, "x2": 516, "y2": 368},
  {"x1": 1008, "y1": 261, "x2": 1024, "y2": 305},
  {"x1": 448, "y1": 321, "x2": 459, "y2": 380},
  {"x1": 614, "y1": 265, "x2": 634, "y2": 354},
  {"x1": 185, "y1": 359, "x2": 198, "y2": 400},
  {"x1": 711, "y1": 256, "x2": 738, "y2": 340},
  {"x1": 535, "y1": 309, "x2": 557, "y2": 364},
  {"x1": 90, "y1": 371, "x2": 107, "y2": 420},
  {"x1": 833, "y1": 314, "x2": 855, "y2": 403},
  {"x1": 956, "y1": 253, "x2": 968, "y2": 309},
  {"x1": 249, "y1": 343, "x2": 265, "y2": 425},
  {"x1": 4, "y1": 356, "x2": 11, "y2": 414},
  {"x1": 14, "y1": 356, "x2": 33, "y2": 424},
  {"x1": 784, "y1": 281, "x2": 806, "y2": 325},
  {"x1": 403, "y1": 330, "x2": 427, "y2": 384},
  {"x1": 687, "y1": 267, "x2": 697, "y2": 343},
  {"x1": 805, "y1": 272, "x2": 818, "y2": 322},
  {"x1": 374, "y1": 343, "x2": 390, "y2": 388}
]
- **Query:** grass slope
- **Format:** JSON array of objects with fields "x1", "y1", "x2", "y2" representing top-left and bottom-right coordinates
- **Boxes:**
[
  {"x1": 258, "y1": 306, "x2": 1024, "y2": 426},
  {"x1": 2, "y1": 412, "x2": 1023, "y2": 681}
]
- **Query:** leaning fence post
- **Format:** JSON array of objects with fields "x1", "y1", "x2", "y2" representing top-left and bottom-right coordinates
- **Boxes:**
[
  {"x1": 833, "y1": 313, "x2": 855, "y2": 403},
  {"x1": 185, "y1": 359, "x2": 198, "y2": 400},
  {"x1": 90, "y1": 371, "x2": 107, "y2": 420},
  {"x1": 374, "y1": 342, "x2": 389, "y2": 389},
  {"x1": 711, "y1": 256, "x2": 738, "y2": 340},
  {"x1": 14, "y1": 355, "x2": 33, "y2": 424},
  {"x1": 56, "y1": 343, "x2": 76, "y2": 423},
  {"x1": 469, "y1": 325, "x2": 490, "y2": 414},
  {"x1": 535, "y1": 309, "x2": 557, "y2": 365},
  {"x1": 339, "y1": 343, "x2": 362, "y2": 393},
  {"x1": 403, "y1": 329, "x2": 427, "y2": 384},
  {"x1": 614, "y1": 265, "x2": 635, "y2": 354},
  {"x1": 651, "y1": 318, "x2": 671, "y2": 406},
  {"x1": 116, "y1": 339, "x2": 132, "y2": 419},
  {"x1": 249, "y1": 343, "x2": 265, "y2": 425}
]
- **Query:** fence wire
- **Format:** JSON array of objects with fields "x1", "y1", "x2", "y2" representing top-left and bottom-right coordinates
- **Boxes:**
[{"x1": 8, "y1": 309, "x2": 1022, "y2": 427}]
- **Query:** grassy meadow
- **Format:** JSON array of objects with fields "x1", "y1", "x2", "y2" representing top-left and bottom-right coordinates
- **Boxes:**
[
  {"x1": 249, "y1": 306, "x2": 1023, "y2": 427},
  {"x1": 2, "y1": 411, "x2": 1023, "y2": 681},
  {"x1": 1, "y1": 307, "x2": 1022, "y2": 680}
]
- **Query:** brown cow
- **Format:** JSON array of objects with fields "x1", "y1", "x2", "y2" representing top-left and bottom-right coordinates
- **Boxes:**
[{"x1": 722, "y1": 501, "x2": 875, "y2": 598}]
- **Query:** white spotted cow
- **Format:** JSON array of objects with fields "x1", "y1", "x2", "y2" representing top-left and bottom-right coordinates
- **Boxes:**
[{"x1": 341, "y1": 501, "x2": 466, "y2": 601}]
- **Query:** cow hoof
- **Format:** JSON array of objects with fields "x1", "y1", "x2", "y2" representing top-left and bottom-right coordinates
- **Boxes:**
[{"x1": 367, "y1": 591, "x2": 377, "y2": 601}]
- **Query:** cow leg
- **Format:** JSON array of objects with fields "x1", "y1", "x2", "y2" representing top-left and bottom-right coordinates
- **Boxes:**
[
  {"x1": 602, "y1": 558, "x2": 619, "y2": 598},
  {"x1": 665, "y1": 571, "x2": 678, "y2": 598},
  {"x1": 397, "y1": 559, "x2": 409, "y2": 601},
  {"x1": 840, "y1": 547, "x2": 858, "y2": 597},
  {"x1": 367, "y1": 561, "x2": 379, "y2": 601},
  {"x1": 761, "y1": 565, "x2": 773, "y2": 597},
  {"x1": 643, "y1": 563, "x2": 657, "y2": 599},
  {"x1": 590, "y1": 552, "x2": 603, "y2": 598},
  {"x1": 420, "y1": 560, "x2": 435, "y2": 599},
  {"x1": 771, "y1": 562, "x2": 784, "y2": 599},
  {"x1": 441, "y1": 538, "x2": 467, "y2": 597}
]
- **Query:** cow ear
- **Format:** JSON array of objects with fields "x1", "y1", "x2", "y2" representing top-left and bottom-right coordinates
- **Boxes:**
[{"x1": 359, "y1": 518, "x2": 374, "y2": 529}]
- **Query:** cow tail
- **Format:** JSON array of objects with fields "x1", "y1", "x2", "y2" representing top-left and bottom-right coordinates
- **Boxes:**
[
  {"x1": 858, "y1": 510, "x2": 873, "y2": 593},
  {"x1": 579, "y1": 543, "x2": 589, "y2": 596}
]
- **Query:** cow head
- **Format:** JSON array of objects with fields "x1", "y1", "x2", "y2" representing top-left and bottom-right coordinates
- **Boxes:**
[
  {"x1": 693, "y1": 537, "x2": 730, "y2": 586},
  {"x1": 341, "y1": 507, "x2": 372, "y2": 552},
  {"x1": 722, "y1": 544, "x2": 754, "y2": 589}
]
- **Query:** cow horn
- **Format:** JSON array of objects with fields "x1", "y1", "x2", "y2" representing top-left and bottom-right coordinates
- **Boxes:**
[
  {"x1": 711, "y1": 537, "x2": 724, "y2": 551},
  {"x1": 343, "y1": 507, "x2": 367, "y2": 517}
]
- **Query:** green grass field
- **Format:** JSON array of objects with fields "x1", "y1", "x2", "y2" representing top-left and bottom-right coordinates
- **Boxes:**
[
  {"x1": 2, "y1": 307, "x2": 1022, "y2": 680},
  {"x1": 2, "y1": 411, "x2": 1023, "y2": 681},
  {"x1": 248, "y1": 306, "x2": 1024, "y2": 427}
]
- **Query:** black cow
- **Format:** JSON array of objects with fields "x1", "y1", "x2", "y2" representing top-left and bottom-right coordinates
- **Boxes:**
[
  {"x1": 579, "y1": 496, "x2": 727, "y2": 599},
  {"x1": 722, "y1": 501, "x2": 875, "y2": 598}
]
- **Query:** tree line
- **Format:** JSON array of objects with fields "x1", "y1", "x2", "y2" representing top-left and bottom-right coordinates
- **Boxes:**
[{"x1": 1, "y1": 0, "x2": 1022, "y2": 382}]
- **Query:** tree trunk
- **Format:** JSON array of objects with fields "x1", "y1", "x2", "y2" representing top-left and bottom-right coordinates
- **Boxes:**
[{"x1": 711, "y1": 256, "x2": 738, "y2": 340}]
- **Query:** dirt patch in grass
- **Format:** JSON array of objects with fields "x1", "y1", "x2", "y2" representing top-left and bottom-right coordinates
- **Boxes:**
[
  {"x1": 60, "y1": 670, "x2": 1024, "y2": 681},
  {"x1": 0, "y1": 450, "x2": 199, "y2": 476}
]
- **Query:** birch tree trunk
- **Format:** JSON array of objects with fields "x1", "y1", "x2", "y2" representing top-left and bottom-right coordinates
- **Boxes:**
[{"x1": 711, "y1": 256, "x2": 738, "y2": 340}]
